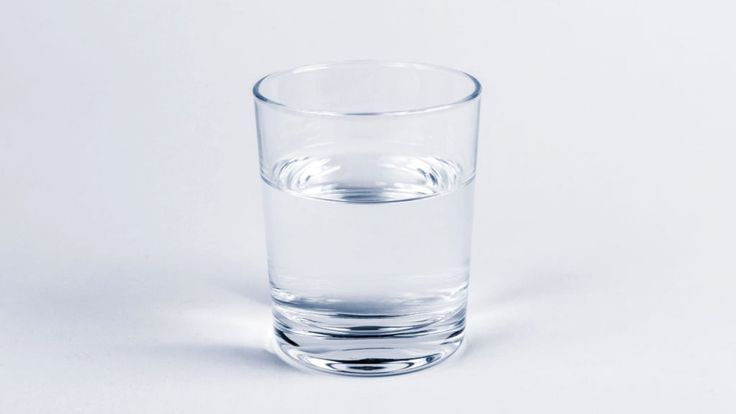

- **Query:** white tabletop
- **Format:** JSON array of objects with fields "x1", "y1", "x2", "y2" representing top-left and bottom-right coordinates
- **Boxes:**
[{"x1": 1, "y1": 1, "x2": 734, "y2": 412}]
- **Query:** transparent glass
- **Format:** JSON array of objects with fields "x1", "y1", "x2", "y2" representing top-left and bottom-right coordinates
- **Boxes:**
[{"x1": 253, "y1": 61, "x2": 481, "y2": 376}]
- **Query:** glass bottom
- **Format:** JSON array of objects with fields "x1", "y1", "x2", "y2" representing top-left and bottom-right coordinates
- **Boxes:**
[{"x1": 271, "y1": 302, "x2": 465, "y2": 376}]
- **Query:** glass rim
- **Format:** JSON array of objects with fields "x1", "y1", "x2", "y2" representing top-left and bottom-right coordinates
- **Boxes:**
[{"x1": 252, "y1": 60, "x2": 482, "y2": 117}]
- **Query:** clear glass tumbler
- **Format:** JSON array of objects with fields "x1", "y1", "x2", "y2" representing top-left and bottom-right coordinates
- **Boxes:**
[{"x1": 253, "y1": 61, "x2": 481, "y2": 376}]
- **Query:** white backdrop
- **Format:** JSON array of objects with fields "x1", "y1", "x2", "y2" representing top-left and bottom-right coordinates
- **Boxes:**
[{"x1": 1, "y1": 1, "x2": 735, "y2": 412}]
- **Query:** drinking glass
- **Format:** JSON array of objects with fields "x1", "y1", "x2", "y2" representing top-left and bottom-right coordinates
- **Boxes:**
[{"x1": 253, "y1": 61, "x2": 481, "y2": 376}]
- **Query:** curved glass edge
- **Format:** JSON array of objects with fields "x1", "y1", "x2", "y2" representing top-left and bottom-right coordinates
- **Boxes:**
[{"x1": 252, "y1": 60, "x2": 482, "y2": 117}]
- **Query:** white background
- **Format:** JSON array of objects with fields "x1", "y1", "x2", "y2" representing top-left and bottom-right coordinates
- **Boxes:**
[{"x1": 2, "y1": 1, "x2": 735, "y2": 412}]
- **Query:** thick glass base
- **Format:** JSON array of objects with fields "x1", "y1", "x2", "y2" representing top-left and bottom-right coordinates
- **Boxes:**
[{"x1": 272, "y1": 302, "x2": 465, "y2": 376}]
